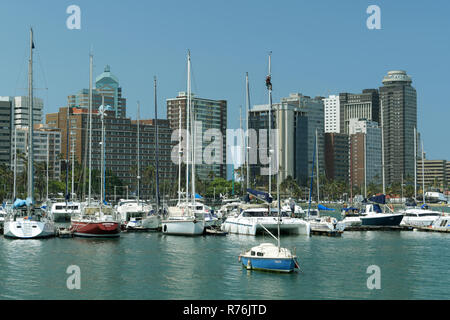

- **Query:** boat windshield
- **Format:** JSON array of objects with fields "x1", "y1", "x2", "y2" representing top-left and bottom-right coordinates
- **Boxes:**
[{"x1": 242, "y1": 210, "x2": 289, "y2": 217}]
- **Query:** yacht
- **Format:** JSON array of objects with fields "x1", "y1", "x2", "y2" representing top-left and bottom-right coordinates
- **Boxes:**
[
  {"x1": 399, "y1": 205, "x2": 442, "y2": 228},
  {"x1": 162, "y1": 205, "x2": 205, "y2": 236},
  {"x1": 340, "y1": 207, "x2": 363, "y2": 228},
  {"x1": 4, "y1": 201, "x2": 55, "y2": 239},
  {"x1": 116, "y1": 199, "x2": 159, "y2": 230},
  {"x1": 427, "y1": 215, "x2": 450, "y2": 231},
  {"x1": 222, "y1": 204, "x2": 310, "y2": 236},
  {"x1": 70, "y1": 201, "x2": 121, "y2": 237},
  {"x1": 359, "y1": 203, "x2": 403, "y2": 226}
]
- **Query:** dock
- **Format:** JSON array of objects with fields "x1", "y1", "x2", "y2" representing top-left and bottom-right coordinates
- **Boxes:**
[
  {"x1": 56, "y1": 227, "x2": 74, "y2": 238},
  {"x1": 344, "y1": 225, "x2": 413, "y2": 232}
]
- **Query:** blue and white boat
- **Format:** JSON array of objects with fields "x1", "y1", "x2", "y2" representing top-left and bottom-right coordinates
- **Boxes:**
[
  {"x1": 359, "y1": 195, "x2": 403, "y2": 226},
  {"x1": 239, "y1": 243, "x2": 299, "y2": 273}
]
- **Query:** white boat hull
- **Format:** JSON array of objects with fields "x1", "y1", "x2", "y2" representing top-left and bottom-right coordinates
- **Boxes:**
[
  {"x1": 4, "y1": 220, "x2": 55, "y2": 239},
  {"x1": 161, "y1": 218, "x2": 205, "y2": 236},
  {"x1": 221, "y1": 217, "x2": 310, "y2": 236},
  {"x1": 127, "y1": 215, "x2": 161, "y2": 230}
]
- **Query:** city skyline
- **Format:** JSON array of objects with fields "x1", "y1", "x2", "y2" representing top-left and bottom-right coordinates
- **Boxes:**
[{"x1": 1, "y1": 0, "x2": 449, "y2": 164}]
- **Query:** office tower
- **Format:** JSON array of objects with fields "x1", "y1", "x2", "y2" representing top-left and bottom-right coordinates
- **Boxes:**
[
  {"x1": 339, "y1": 89, "x2": 380, "y2": 134},
  {"x1": 0, "y1": 98, "x2": 12, "y2": 165},
  {"x1": 167, "y1": 92, "x2": 227, "y2": 180},
  {"x1": 324, "y1": 95, "x2": 340, "y2": 133},
  {"x1": 324, "y1": 132, "x2": 349, "y2": 182},
  {"x1": 379, "y1": 70, "x2": 417, "y2": 185},
  {"x1": 68, "y1": 65, "x2": 127, "y2": 118}
]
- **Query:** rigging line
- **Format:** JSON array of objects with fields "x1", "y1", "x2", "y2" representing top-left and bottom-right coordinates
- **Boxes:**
[{"x1": 13, "y1": 51, "x2": 28, "y2": 97}]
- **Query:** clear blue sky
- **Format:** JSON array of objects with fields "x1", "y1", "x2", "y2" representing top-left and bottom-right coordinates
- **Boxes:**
[{"x1": 1, "y1": 0, "x2": 449, "y2": 163}]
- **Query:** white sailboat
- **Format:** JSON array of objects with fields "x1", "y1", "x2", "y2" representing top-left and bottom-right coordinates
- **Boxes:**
[
  {"x1": 4, "y1": 28, "x2": 56, "y2": 239},
  {"x1": 161, "y1": 51, "x2": 205, "y2": 236}
]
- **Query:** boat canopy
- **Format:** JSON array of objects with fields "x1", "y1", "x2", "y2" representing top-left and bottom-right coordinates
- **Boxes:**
[
  {"x1": 318, "y1": 204, "x2": 335, "y2": 211},
  {"x1": 246, "y1": 188, "x2": 273, "y2": 204},
  {"x1": 369, "y1": 195, "x2": 386, "y2": 204},
  {"x1": 13, "y1": 198, "x2": 31, "y2": 208}
]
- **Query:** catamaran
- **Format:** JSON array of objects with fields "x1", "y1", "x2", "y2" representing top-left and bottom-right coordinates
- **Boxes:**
[{"x1": 3, "y1": 29, "x2": 56, "y2": 239}]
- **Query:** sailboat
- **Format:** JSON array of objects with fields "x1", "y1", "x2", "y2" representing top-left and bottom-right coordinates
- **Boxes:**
[
  {"x1": 4, "y1": 28, "x2": 56, "y2": 239},
  {"x1": 69, "y1": 54, "x2": 121, "y2": 238},
  {"x1": 239, "y1": 61, "x2": 300, "y2": 272},
  {"x1": 305, "y1": 129, "x2": 344, "y2": 233},
  {"x1": 161, "y1": 50, "x2": 205, "y2": 236}
]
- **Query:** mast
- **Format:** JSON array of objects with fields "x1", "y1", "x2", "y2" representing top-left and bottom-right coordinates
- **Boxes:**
[
  {"x1": 100, "y1": 95, "x2": 105, "y2": 210},
  {"x1": 154, "y1": 77, "x2": 160, "y2": 214},
  {"x1": 267, "y1": 52, "x2": 272, "y2": 195},
  {"x1": 245, "y1": 72, "x2": 250, "y2": 190},
  {"x1": 421, "y1": 138, "x2": 425, "y2": 204},
  {"x1": 240, "y1": 106, "x2": 243, "y2": 195},
  {"x1": 364, "y1": 133, "x2": 367, "y2": 199},
  {"x1": 178, "y1": 104, "x2": 182, "y2": 204},
  {"x1": 185, "y1": 51, "x2": 191, "y2": 204},
  {"x1": 414, "y1": 126, "x2": 417, "y2": 201},
  {"x1": 13, "y1": 126, "x2": 17, "y2": 200},
  {"x1": 137, "y1": 101, "x2": 140, "y2": 206},
  {"x1": 71, "y1": 134, "x2": 75, "y2": 199},
  {"x1": 27, "y1": 27, "x2": 34, "y2": 210},
  {"x1": 381, "y1": 100, "x2": 386, "y2": 195},
  {"x1": 46, "y1": 134, "x2": 49, "y2": 201},
  {"x1": 316, "y1": 128, "x2": 320, "y2": 205},
  {"x1": 88, "y1": 53, "x2": 93, "y2": 206},
  {"x1": 276, "y1": 101, "x2": 281, "y2": 251},
  {"x1": 65, "y1": 106, "x2": 70, "y2": 201}
]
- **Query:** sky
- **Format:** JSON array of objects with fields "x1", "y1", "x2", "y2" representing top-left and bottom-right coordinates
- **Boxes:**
[{"x1": 1, "y1": 0, "x2": 449, "y2": 165}]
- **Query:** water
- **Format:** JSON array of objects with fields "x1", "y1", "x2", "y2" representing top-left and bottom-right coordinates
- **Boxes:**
[{"x1": 1, "y1": 207, "x2": 450, "y2": 300}]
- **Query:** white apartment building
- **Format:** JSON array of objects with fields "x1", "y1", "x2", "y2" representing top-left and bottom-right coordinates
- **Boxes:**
[{"x1": 323, "y1": 95, "x2": 340, "y2": 133}]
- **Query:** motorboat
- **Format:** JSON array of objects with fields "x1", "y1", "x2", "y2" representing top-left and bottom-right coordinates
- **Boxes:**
[
  {"x1": 116, "y1": 199, "x2": 159, "y2": 230},
  {"x1": 399, "y1": 204, "x2": 442, "y2": 228},
  {"x1": 427, "y1": 215, "x2": 450, "y2": 231},
  {"x1": 340, "y1": 207, "x2": 363, "y2": 228},
  {"x1": 48, "y1": 201, "x2": 81, "y2": 222},
  {"x1": 359, "y1": 203, "x2": 403, "y2": 226}
]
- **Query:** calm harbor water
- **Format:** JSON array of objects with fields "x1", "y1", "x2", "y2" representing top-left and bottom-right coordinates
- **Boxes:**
[{"x1": 1, "y1": 207, "x2": 449, "y2": 300}]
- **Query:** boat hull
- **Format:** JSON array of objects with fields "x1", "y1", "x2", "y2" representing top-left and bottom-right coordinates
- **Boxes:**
[
  {"x1": 239, "y1": 256, "x2": 297, "y2": 273},
  {"x1": 161, "y1": 219, "x2": 204, "y2": 236},
  {"x1": 221, "y1": 218, "x2": 310, "y2": 236},
  {"x1": 70, "y1": 221, "x2": 121, "y2": 238},
  {"x1": 126, "y1": 215, "x2": 161, "y2": 230},
  {"x1": 4, "y1": 220, "x2": 55, "y2": 239},
  {"x1": 360, "y1": 214, "x2": 403, "y2": 226}
]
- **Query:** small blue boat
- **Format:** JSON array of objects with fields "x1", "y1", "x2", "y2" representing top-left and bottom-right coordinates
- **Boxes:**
[{"x1": 239, "y1": 243, "x2": 299, "y2": 273}]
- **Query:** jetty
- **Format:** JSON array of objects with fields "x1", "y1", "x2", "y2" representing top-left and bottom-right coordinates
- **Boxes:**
[
  {"x1": 413, "y1": 226, "x2": 450, "y2": 233},
  {"x1": 344, "y1": 225, "x2": 413, "y2": 232},
  {"x1": 310, "y1": 229, "x2": 343, "y2": 237}
]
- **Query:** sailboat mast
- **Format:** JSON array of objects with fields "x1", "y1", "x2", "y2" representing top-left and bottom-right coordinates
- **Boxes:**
[
  {"x1": 13, "y1": 126, "x2": 17, "y2": 200},
  {"x1": 421, "y1": 138, "x2": 425, "y2": 204},
  {"x1": 268, "y1": 52, "x2": 272, "y2": 195},
  {"x1": 364, "y1": 133, "x2": 367, "y2": 199},
  {"x1": 381, "y1": 100, "x2": 386, "y2": 195},
  {"x1": 240, "y1": 106, "x2": 243, "y2": 195},
  {"x1": 276, "y1": 102, "x2": 280, "y2": 251},
  {"x1": 100, "y1": 95, "x2": 105, "y2": 208},
  {"x1": 27, "y1": 27, "x2": 34, "y2": 208},
  {"x1": 65, "y1": 106, "x2": 70, "y2": 201},
  {"x1": 316, "y1": 128, "x2": 320, "y2": 204},
  {"x1": 186, "y1": 51, "x2": 191, "y2": 204},
  {"x1": 178, "y1": 104, "x2": 182, "y2": 204},
  {"x1": 71, "y1": 135, "x2": 74, "y2": 199},
  {"x1": 245, "y1": 72, "x2": 250, "y2": 190},
  {"x1": 154, "y1": 77, "x2": 160, "y2": 214},
  {"x1": 414, "y1": 126, "x2": 417, "y2": 201},
  {"x1": 88, "y1": 53, "x2": 93, "y2": 206},
  {"x1": 46, "y1": 134, "x2": 49, "y2": 201},
  {"x1": 137, "y1": 101, "x2": 140, "y2": 206}
]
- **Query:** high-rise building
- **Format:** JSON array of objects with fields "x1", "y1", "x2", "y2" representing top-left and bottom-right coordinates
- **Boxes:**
[
  {"x1": 46, "y1": 107, "x2": 176, "y2": 198},
  {"x1": 248, "y1": 93, "x2": 324, "y2": 187},
  {"x1": 166, "y1": 92, "x2": 227, "y2": 180},
  {"x1": 324, "y1": 132, "x2": 349, "y2": 182},
  {"x1": 0, "y1": 98, "x2": 13, "y2": 165},
  {"x1": 67, "y1": 65, "x2": 127, "y2": 118},
  {"x1": 379, "y1": 70, "x2": 417, "y2": 185},
  {"x1": 324, "y1": 95, "x2": 340, "y2": 133},
  {"x1": 348, "y1": 119, "x2": 382, "y2": 188},
  {"x1": 11, "y1": 125, "x2": 61, "y2": 179},
  {"x1": 339, "y1": 89, "x2": 380, "y2": 134},
  {"x1": 0, "y1": 96, "x2": 44, "y2": 128},
  {"x1": 416, "y1": 159, "x2": 448, "y2": 191}
]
